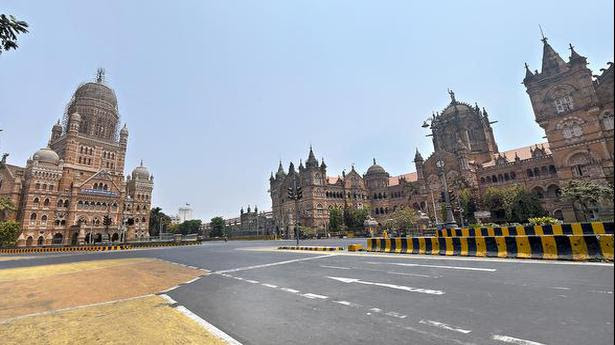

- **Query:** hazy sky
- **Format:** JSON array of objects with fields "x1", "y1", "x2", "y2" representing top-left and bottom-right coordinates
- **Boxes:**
[{"x1": 1, "y1": 1, "x2": 613, "y2": 220}]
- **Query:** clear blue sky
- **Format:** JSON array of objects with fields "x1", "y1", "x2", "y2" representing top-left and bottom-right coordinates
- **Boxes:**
[{"x1": 1, "y1": 1, "x2": 613, "y2": 220}]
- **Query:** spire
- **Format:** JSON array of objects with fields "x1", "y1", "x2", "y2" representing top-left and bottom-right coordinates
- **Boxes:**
[
  {"x1": 96, "y1": 68, "x2": 105, "y2": 83},
  {"x1": 288, "y1": 161, "x2": 295, "y2": 174},
  {"x1": 414, "y1": 148, "x2": 424, "y2": 162},
  {"x1": 140, "y1": 160, "x2": 143, "y2": 167},
  {"x1": 306, "y1": 145, "x2": 318, "y2": 168},
  {"x1": 299, "y1": 159, "x2": 304, "y2": 170},
  {"x1": 540, "y1": 32, "x2": 566, "y2": 75},
  {"x1": 524, "y1": 62, "x2": 535, "y2": 82},
  {"x1": 320, "y1": 157, "x2": 327, "y2": 169},
  {"x1": 276, "y1": 160, "x2": 286, "y2": 178}
]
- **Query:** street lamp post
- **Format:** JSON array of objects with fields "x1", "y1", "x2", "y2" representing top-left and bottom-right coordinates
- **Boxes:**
[
  {"x1": 287, "y1": 175, "x2": 303, "y2": 246},
  {"x1": 435, "y1": 159, "x2": 458, "y2": 229}
]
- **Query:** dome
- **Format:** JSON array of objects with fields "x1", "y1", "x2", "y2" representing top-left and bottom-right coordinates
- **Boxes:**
[
  {"x1": 440, "y1": 102, "x2": 474, "y2": 117},
  {"x1": 33, "y1": 147, "x2": 60, "y2": 164},
  {"x1": 132, "y1": 161, "x2": 150, "y2": 180},
  {"x1": 366, "y1": 158, "x2": 387, "y2": 176},
  {"x1": 74, "y1": 82, "x2": 117, "y2": 107}
]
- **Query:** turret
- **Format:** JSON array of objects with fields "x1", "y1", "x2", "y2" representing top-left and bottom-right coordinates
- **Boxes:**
[
  {"x1": 50, "y1": 119, "x2": 63, "y2": 143},
  {"x1": 120, "y1": 124, "x2": 129, "y2": 146},
  {"x1": 305, "y1": 146, "x2": 319, "y2": 169},
  {"x1": 414, "y1": 148, "x2": 425, "y2": 181}
]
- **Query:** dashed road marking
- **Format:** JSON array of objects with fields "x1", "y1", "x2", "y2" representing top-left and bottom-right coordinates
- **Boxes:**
[
  {"x1": 301, "y1": 293, "x2": 328, "y2": 300},
  {"x1": 215, "y1": 254, "x2": 334, "y2": 274},
  {"x1": 319, "y1": 265, "x2": 352, "y2": 270},
  {"x1": 333, "y1": 300, "x2": 361, "y2": 307},
  {"x1": 245, "y1": 279, "x2": 260, "y2": 284},
  {"x1": 387, "y1": 271, "x2": 433, "y2": 278},
  {"x1": 549, "y1": 286, "x2": 570, "y2": 290},
  {"x1": 419, "y1": 319, "x2": 472, "y2": 334},
  {"x1": 492, "y1": 334, "x2": 545, "y2": 345},
  {"x1": 327, "y1": 276, "x2": 445, "y2": 295},
  {"x1": 261, "y1": 283, "x2": 278, "y2": 289},
  {"x1": 280, "y1": 288, "x2": 300, "y2": 294}
]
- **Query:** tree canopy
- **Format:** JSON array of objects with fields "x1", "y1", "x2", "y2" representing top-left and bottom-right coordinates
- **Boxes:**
[
  {"x1": 148, "y1": 207, "x2": 172, "y2": 236},
  {"x1": 0, "y1": 14, "x2": 29, "y2": 55},
  {"x1": 0, "y1": 220, "x2": 20, "y2": 247},
  {"x1": 483, "y1": 184, "x2": 546, "y2": 224},
  {"x1": 210, "y1": 217, "x2": 226, "y2": 238},
  {"x1": 175, "y1": 219, "x2": 202, "y2": 235},
  {"x1": 328, "y1": 206, "x2": 344, "y2": 231},
  {"x1": 384, "y1": 207, "x2": 419, "y2": 231},
  {"x1": 561, "y1": 180, "x2": 614, "y2": 221},
  {"x1": 343, "y1": 206, "x2": 370, "y2": 231},
  {"x1": 0, "y1": 197, "x2": 16, "y2": 221}
]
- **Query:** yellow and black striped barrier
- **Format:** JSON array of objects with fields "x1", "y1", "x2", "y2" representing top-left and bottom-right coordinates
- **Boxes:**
[
  {"x1": 0, "y1": 241, "x2": 202, "y2": 254},
  {"x1": 366, "y1": 235, "x2": 613, "y2": 261},
  {"x1": 436, "y1": 222, "x2": 614, "y2": 238},
  {"x1": 0, "y1": 244, "x2": 133, "y2": 254},
  {"x1": 278, "y1": 246, "x2": 344, "y2": 252}
]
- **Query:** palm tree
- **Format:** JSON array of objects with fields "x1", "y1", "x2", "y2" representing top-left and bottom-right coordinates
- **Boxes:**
[{"x1": 0, "y1": 14, "x2": 29, "y2": 54}]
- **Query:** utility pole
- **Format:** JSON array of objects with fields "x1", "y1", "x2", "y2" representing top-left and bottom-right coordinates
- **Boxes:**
[{"x1": 287, "y1": 175, "x2": 303, "y2": 246}]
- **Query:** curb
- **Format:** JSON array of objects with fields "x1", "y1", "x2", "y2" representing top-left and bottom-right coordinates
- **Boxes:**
[
  {"x1": 278, "y1": 246, "x2": 344, "y2": 252},
  {"x1": 0, "y1": 241, "x2": 201, "y2": 254}
]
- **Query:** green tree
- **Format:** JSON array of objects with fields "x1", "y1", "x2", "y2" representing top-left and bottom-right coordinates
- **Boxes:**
[
  {"x1": 0, "y1": 197, "x2": 16, "y2": 221},
  {"x1": 148, "y1": 207, "x2": 172, "y2": 236},
  {"x1": 210, "y1": 217, "x2": 226, "y2": 238},
  {"x1": 343, "y1": 206, "x2": 370, "y2": 231},
  {"x1": 561, "y1": 180, "x2": 614, "y2": 221},
  {"x1": 458, "y1": 188, "x2": 479, "y2": 225},
  {"x1": 328, "y1": 206, "x2": 344, "y2": 231},
  {"x1": 0, "y1": 220, "x2": 20, "y2": 247},
  {"x1": 176, "y1": 219, "x2": 202, "y2": 235},
  {"x1": 0, "y1": 14, "x2": 29, "y2": 55},
  {"x1": 483, "y1": 185, "x2": 545, "y2": 223},
  {"x1": 384, "y1": 207, "x2": 418, "y2": 231}
]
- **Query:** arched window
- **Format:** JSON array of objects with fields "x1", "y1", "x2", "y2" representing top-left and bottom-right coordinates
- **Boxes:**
[
  {"x1": 57, "y1": 199, "x2": 63, "y2": 208},
  {"x1": 35, "y1": 183, "x2": 41, "y2": 190},
  {"x1": 43, "y1": 198, "x2": 50, "y2": 206},
  {"x1": 30, "y1": 213, "x2": 37, "y2": 224},
  {"x1": 568, "y1": 152, "x2": 590, "y2": 177},
  {"x1": 33, "y1": 197, "x2": 40, "y2": 205},
  {"x1": 532, "y1": 186, "x2": 544, "y2": 199},
  {"x1": 601, "y1": 111, "x2": 614, "y2": 130},
  {"x1": 480, "y1": 177, "x2": 485, "y2": 183},
  {"x1": 64, "y1": 200, "x2": 69, "y2": 208},
  {"x1": 548, "y1": 165, "x2": 557, "y2": 175},
  {"x1": 42, "y1": 184, "x2": 47, "y2": 190},
  {"x1": 547, "y1": 185, "x2": 561, "y2": 199},
  {"x1": 553, "y1": 95, "x2": 574, "y2": 113},
  {"x1": 527, "y1": 169, "x2": 534, "y2": 178},
  {"x1": 41, "y1": 214, "x2": 48, "y2": 225}
]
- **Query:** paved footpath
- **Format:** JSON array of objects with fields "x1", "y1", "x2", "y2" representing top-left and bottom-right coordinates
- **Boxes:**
[{"x1": 2, "y1": 239, "x2": 613, "y2": 345}]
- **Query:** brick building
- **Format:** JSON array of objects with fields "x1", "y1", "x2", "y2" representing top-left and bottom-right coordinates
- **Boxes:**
[
  {"x1": 0, "y1": 70, "x2": 154, "y2": 246},
  {"x1": 269, "y1": 36, "x2": 613, "y2": 235}
]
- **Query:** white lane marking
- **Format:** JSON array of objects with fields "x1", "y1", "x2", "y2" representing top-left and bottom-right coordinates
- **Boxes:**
[
  {"x1": 215, "y1": 254, "x2": 334, "y2": 273},
  {"x1": 405, "y1": 326, "x2": 478, "y2": 345},
  {"x1": 234, "y1": 277, "x2": 245, "y2": 281},
  {"x1": 385, "y1": 311, "x2": 407, "y2": 319},
  {"x1": 492, "y1": 334, "x2": 545, "y2": 345},
  {"x1": 327, "y1": 276, "x2": 445, "y2": 295},
  {"x1": 419, "y1": 319, "x2": 472, "y2": 334},
  {"x1": 319, "y1": 265, "x2": 352, "y2": 270},
  {"x1": 369, "y1": 307, "x2": 383, "y2": 313},
  {"x1": 175, "y1": 305, "x2": 243, "y2": 345},
  {"x1": 261, "y1": 283, "x2": 278, "y2": 288},
  {"x1": 367, "y1": 261, "x2": 496, "y2": 272},
  {"x1": 334, "y1": 300, "x2": 361, "y2": 307},
  {"x1": 549, "y1": 286, "x2": 570, "y2": 290},
  {"x1": 159, "y1": 285, "x2": 180, "y2": 293},
  {"x1": 245, "y1": 279, "x2": 260, "y2": 284},
  {"x1": 589, "y1": 290, "x2": 613, "y2": 294},
  {"x1": 183, "y1": 277, "x2": 201, "y2": 284},
  {"x1": 387, "y1": 271, "x2": 433, "y2": 278},
  {"x1": 302, "y1": 293, "x2": 328, "y2": 299},
  {"x1": 159, "y1": 294, "x2": 177, "y2": 305},
  {"x1": 187, "y1": 265, "x2": 198, "y2": 269},
  {"x1": 280, "y1": 288, "x2": 300, "y2": 294}
]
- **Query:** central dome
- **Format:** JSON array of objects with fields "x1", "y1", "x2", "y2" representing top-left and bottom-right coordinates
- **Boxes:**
[
  {"x1": 74, "y1": 82, "x2": 118, "y2": 107},
  {"x1": 366, "y1": 159, "x2": 387, "y2": 176},
  {"x1": 132, "y1": 161, "x2": 150, "y2": 180}
]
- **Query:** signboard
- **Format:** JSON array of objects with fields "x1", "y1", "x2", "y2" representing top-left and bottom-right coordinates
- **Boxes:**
[{"x1": 474, "y1": 211, "x2": 491, "y2": 219}]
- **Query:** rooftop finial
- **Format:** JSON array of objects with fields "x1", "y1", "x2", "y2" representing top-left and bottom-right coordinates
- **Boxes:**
[
  {"x1": 373, "y1": 158, "x2": 376, "y2": 165},
  {"x1": 140, "y1": 159, "x2": 143, "y2": 167},
  {"x1": 539, "y1": 24, "x2": 547, "y2": 44},
  {"x1": 96, "y1": 68, "x2": 105, "y2": 83},
  {"x1": 448, "y1": 88, "x2": 456, "y2": 103}
]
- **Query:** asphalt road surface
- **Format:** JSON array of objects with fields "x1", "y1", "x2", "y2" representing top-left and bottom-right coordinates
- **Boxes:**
[{"x1": 2, "y1": 239, "x2": 613, "y2": 345}]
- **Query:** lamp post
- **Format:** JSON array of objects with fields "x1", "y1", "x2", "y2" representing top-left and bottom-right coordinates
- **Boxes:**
[
  {"x1": 435, "y1": 159, "x2": 458, "y2": 229},
  {"x1": 287, "y1": 175, "x2": 303, "y2": 246}
]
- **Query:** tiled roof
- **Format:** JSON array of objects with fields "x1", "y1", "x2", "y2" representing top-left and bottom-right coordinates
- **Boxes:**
[
  {"x1": 482, "y1": 142, "x2": 550, "y2": 167},
  {"x1": 327, "y1": 176, "x2": 340, "y2": 184},
  {"x1": 389, "y1": 172, "x2": 418, "y2": 185}
]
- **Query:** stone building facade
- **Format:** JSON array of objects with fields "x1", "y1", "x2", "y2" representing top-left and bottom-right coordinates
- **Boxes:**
[
  {"x1": 0, "y1": 70, "x2": 154, "y2": 246},
  {"x1": 269, "y1": 37, "x2": 614, "y2": 234}
]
